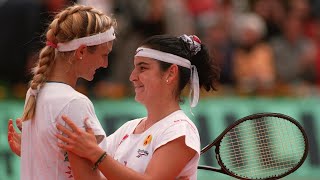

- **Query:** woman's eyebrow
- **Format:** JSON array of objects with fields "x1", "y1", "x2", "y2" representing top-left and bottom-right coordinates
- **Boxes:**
[{"x1": 136, "y1": 62, "x2": 149, "y2": 66}]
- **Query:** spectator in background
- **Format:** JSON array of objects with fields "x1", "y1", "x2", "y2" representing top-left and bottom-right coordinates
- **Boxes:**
[
  {"x1": 250, "y1": 0, "x2": 287, "y2": 41},
  {"x1": 232, "y1": 13, "x2": 276, "y2": 95},
  {"x1": 289, "y1": 0, "x2": 319, "y2": 41},
  {"x1": 204, "y1": 17, "x2": 235, "y2": 86},
  {"x1": 163, "y1": 0, "x2": 195, "y2": 35},
  {"x1": 203, "y1": 0, "x2": 237, "y2": 87},
  {"x1": 313, "y1": 17, "x2": 320, "y2": 86},
  {"x1": 290, "y1": 0, "x2": 320, "y2": 88},
  {"x1": 270, "y1": 12, "x2": 317, "y2": 90},
  {"x1": 185, "y1": 0, "x2": 217, "y2": 36}
]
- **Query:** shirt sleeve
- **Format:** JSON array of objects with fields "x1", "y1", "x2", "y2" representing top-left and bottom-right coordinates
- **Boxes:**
[{"x1": 154, "y1": 120, "x2": 200, "y2": 155}]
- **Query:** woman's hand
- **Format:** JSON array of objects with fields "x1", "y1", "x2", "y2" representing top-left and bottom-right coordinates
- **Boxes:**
[
  {"x1": 56, "y1": 115, "x2": 103, "y2": 163},
  {"x1": 8, "y1": 118, "x2": 22, "y2": 156}
]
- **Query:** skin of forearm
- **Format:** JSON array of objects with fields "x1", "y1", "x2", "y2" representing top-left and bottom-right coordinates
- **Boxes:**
[
  {"x1": 96, "y1": 155, "x2": 151, "y2": 180},
  {"x1": 68, "y1": 151, "x2": 102, "y2": 180},
  {"x1": 86, "y1": 138, "x2": 192, "y2": 180},
  {"x1": 88, "y1": 147, "x2": 152, "y2": 180}
]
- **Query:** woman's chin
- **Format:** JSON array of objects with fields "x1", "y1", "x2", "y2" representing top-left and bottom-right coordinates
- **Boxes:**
[
  {"x1": 134, "y1": 95, "x2": 144, "y2": 104},
  {"x1": 82, "y1": 75, "x2": 94, "y2": 81}
]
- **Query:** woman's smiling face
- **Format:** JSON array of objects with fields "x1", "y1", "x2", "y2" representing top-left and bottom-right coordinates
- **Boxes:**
[
  {"x1": 77, "y1": 41, "x2": 113, "y2": 81},
  {"x1": 129, "y1": 56, "x2": 167, "y2": 105}
]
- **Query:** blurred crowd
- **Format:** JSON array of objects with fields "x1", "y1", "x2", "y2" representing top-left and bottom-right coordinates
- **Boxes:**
[{"x1": 1, "y1": 0, "x2": 320, "y2": 99}]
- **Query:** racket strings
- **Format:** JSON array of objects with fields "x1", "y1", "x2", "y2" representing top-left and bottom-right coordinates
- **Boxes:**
[
  {"x1": 222, "y1": 120, "x2": 304, "y2": 177},
  {"x1": 222, "y1": 119, "x2": 304, "y2": 147},
  {"x1": 219, "y1": 117, "x2": 306, "y2": 179},
  {"x1": 220, "y1": 124, "x2": 304, "y2": 158},
  {"x1": 222, "y1": 140, "x2": 305, "y2": 161},
  {"x1": 221, "y1": 139, "x2": 302, "y2": 176},
  {"x1": 223, "y1": 144, "x2": 303, "y2": 172},
  {"x1": 222, "y1": 119, "x2": 304, "y2": 166},
  {"x1": 221, "y1": 121, "x2": 304, "y2": 152}
]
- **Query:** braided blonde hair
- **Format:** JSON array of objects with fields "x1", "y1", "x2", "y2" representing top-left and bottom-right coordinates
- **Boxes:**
[{"x1": 22, "y1": 4, "x2": 116, "y2": 121}]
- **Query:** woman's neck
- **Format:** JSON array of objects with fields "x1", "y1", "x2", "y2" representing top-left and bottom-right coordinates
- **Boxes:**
[
  {"x1": 145, "y1": 101, "x2": 180, "y2": 124},
  {"x1": 47, "y1": 75, "x2": 76, "y2": 88},
  {"x1": 133, "y1": 98, "x2": 180, "y2": 134},
  {"x1": 48, "y1": 60, "x2": 77, "y2": 88}
]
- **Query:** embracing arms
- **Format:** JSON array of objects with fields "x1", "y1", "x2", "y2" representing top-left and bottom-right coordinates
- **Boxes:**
[{"x1": 56, "y1": 115, "x2": 196, "y2": 180}]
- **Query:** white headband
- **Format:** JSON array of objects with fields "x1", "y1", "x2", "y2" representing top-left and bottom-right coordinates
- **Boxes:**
[
  {"x1": 57, "y1": 26, "x2": 116, "y2": 52},
  {"x1": 135, "y1": 47, "x2": 199, "y2": 107}
]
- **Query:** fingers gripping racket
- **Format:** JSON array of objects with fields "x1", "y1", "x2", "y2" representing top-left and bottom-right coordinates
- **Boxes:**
[{"x1": 198, "y1": 113, "x2": 309, "y2": 180}]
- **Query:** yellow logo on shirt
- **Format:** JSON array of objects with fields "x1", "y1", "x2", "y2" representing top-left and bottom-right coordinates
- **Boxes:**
[{"x1": 143, "y1": 135, "x2": 152, "y2": 146}]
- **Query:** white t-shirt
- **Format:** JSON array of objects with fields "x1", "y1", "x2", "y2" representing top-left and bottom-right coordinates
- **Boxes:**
[
  {"x1": 21, "y1": 82, "x2": 107, "y2": 180},
  {"x1": 106, "y1": 110, "x2": 200, "y2": 179}
]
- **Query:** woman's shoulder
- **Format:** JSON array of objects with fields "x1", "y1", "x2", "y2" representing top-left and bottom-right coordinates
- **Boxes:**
[
  {"x1": 166, "y1": 110, "x2": 195, "y2": 124},
  {"x1": 161, "y1": 110, "x2": 198, "y2": 133},
  {"x1": 41, "y1": 82, "x2": 89, "y2": 101}
]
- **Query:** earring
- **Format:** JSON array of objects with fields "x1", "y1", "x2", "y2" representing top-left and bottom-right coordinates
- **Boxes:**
[
  {"x1": 80, "y1": 57, "x2": 83, "y2": 60},
  {"x1": 166, "y1": 79, "x2": 169, "y2": 83}
]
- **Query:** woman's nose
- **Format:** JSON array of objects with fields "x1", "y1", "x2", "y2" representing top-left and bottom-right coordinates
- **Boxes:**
[
  {"x1": 102, "y1": 57, "x2": 108, "y2": 68},
  {"x1": 129, "y1": 69, "x2": 137, "y2": 82}
]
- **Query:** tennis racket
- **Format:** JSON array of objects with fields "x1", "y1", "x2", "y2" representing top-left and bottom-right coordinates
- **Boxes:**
[{"x1": 198, "y1": 112, "x2": 308, "y2": 180}]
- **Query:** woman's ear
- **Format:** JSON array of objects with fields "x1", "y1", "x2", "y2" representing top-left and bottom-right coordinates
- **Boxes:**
[
  {"x1": 74, "y1": 45, "x2": 87, "y2": 60},
  {"x1": 166, "y1": 64, "x2": 179, "y2": 84}
]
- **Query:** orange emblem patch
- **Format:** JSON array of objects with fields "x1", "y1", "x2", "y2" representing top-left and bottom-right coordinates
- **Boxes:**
[{"x1": 143, "y1": 135, "x2": 152, "y2": 146}]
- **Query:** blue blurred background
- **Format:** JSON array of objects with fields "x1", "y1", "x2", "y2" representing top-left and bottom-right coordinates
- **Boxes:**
[{"x1": 1, "y1": 0, "x2": 320, "y2": 179}]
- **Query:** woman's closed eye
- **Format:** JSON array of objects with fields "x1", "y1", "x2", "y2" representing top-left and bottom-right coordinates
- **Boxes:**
[{"x1": 139, "y1": 66, "x2": 147, "y2": 71}]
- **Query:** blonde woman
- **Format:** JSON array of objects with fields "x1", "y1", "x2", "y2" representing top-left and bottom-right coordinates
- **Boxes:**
[{"x1": 8, "y1": 4, "x2": 116, "y2": 180}]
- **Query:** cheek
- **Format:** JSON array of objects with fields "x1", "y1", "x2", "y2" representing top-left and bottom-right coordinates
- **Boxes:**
[
  {"x1": 79, "y1": 59, "x2": 95, "y2": 75},
  {"x1": 142, "y1": 76, "x2": 164, "y2": 91}
]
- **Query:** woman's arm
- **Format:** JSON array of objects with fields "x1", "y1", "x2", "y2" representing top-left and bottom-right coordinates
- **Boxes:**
[
  {"x1": 91, "y1": 136, "x2": 195, "y2": 180},
  {"x1": 145, "y1": 136, "x2": 196, "y2": 178},
  {"x1": 56, "y1": 115, "x2": 196, "y2": 180},
  {"x1": 68, "y1": 151, "x2": 104, "y2": 180},
  {"x1": 60, "y1": 98, "x2": 108, "y2": 179}
]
